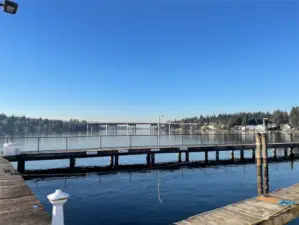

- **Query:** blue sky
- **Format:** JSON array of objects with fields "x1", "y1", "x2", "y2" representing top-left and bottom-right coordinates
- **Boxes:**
[{"x1": 1, "y1": 0, "x2": 299, "y2": 122}]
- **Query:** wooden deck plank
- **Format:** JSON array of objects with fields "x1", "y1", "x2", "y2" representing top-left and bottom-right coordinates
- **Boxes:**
[
  {"x1": 0, "y1": 157, "x2": 50, "y2": 225},
  {"x1": 175, "y1": 183, "x2": 299, "y2": 225}
]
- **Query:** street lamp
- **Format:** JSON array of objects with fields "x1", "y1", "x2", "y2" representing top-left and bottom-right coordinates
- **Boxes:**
[
  {"x1": 158, "y1": 113, "x2": 164, "y2": 146},
  {"x1": 0, "y1": 0, "x2": 18, "y2": 14},
  {"x1": 263, "y1": 118, "x2": 269, "y2": 133}
]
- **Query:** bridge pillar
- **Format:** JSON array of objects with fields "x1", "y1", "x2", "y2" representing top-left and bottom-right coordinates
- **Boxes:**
[
  {"x1": 205, "y1": 151, "x2": 208, "y2": 164},
  {"x1": 185, "y1": 152, "x2": 189, "y2": 162},
  {"x1": 240, "y1": 149, "x2": 244, "y2": 161},
  {"x1": 178, "y1": 152, "x2": 182, "y2": 163},
  {"x1": 69, "y1": 157, "x2": 76, "y2": 169},
  {"x1": 17, "y1": 159, "x2": 25, "y2": 173},
  {"x1": 215, "y1": 151, "x2": 219, "y2": 161}
]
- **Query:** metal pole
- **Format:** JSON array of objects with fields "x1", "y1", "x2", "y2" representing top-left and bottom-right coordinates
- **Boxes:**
[
  {"x1": 129, "y1": 135, "x2": 132, "y2": 148},
  {"x1": 100, "y1": 135, "x2": 102, "y2": 148},
  {"x1": 65, "y1": 137, "x2": 68, "y2": 151},
  {"x1": 37, "y1": 137, "x2": 40, "y2": 152},
  {"x1": 158, "y1": 116, "x2": 160, "y2": 146}
]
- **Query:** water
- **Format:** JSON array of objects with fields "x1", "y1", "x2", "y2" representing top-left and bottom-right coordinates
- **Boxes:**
[
  {"x1": 27, "y1": 161, "x2": 299, "y2": 224},
  {"x1": 2, "y1": 132, "x2": 299, "y2": 224}
]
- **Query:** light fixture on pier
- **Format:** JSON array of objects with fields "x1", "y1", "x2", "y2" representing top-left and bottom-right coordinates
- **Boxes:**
[{"x1": 0, "y1": 0, "x2": 18, "y2": 14}]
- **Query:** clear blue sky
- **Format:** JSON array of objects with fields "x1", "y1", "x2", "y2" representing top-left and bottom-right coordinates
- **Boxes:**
[{"x1": 1, "y1": 0, "x2": 299, "y2": 122}]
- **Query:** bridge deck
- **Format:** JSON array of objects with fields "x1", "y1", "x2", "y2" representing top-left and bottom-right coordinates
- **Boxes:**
[
  {"x1": 175, "y1": 183, "x2": 299, "y2": 225},
  {"x1": 0, "y1": 157, "x2": 50, "y2": 224}
]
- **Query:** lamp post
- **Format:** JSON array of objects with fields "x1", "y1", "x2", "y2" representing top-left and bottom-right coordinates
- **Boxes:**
[
  {"x1": 158, "y1": 113, "x2": 164, "y2": 146},
  {"x1": 0, "y1": 0, "x2": 18, "y2": 14},
  {"x1": 263, "y1": 118, "x2": 269, "y2": 133}
]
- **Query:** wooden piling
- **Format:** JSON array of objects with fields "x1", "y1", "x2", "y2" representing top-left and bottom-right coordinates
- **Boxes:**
[
  {"x1": 17, "y1": 159, "x2": 25, "y2": 173},
  {"x1": 215, "y1": 151, "x2": 219, "y2": 161},
  {"x1": 110, "y1": 156, "x2": 114, "y2": 167},
  {"x1": 256, "y1": 133, "x2": 263, "y2": 195},
  {"x1": 230, "y1": 151, "x2": 234, "y2": 162},
  {"x1": 284, "y1": 148, "x2": 288, "y2": 158},
  {"x1": 252, "y1": 149, "x2": 255, "y2": 160},
  {"x1": 290, "y1": 147, "x2": 294, "y2": 159},
  {"x1": 69, "y1": 157, "x2": 76, "y2": 169},
  {"x1": 146, "y1": 152, "x2": 151, "y2": 167},
  {"x1": 240, "y1": 149, "x2": 244, "y2": 161},
  {"x1": 273, "y1": 148, "x2": 277, "y2": 159},
  {"x1": 114, "y1": 155, "x2": 119, "y2": 167},
  {"x1": 185, "y1": 152, "x2": 189, "y2": 162},
  {"x1": 178, "y1": 152, "x2": 182, "y2": 163},
  {"x1": 261, "y1": 133, "x2": 269, "y2": 194},
  {"x1": 151, "y1": 153, "x2": 155, "y2": 166},
  {"x1": 205, "y1": 151, "x2": 208, "y2": 164}
]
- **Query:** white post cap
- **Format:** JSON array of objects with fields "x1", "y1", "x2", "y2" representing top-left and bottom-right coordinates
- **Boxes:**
[{"x1": 47, "y1": 189, "x2": 69, "y2": 202}]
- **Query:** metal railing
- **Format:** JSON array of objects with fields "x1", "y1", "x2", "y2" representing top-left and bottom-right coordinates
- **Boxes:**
[{"x1": 0, "y1": 132, "x2": 296, "y2": 152}]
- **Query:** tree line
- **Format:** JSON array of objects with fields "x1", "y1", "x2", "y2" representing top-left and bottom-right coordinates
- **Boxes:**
[
  {"x1": 0, "y1": 106, "x2": 299, "y2": 134},
  {"x1": 172, "y1": 106, "x2": 299, "y2": 130}
]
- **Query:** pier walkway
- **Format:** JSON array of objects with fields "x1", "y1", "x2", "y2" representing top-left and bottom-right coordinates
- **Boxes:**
[
  {"x1": 4, "y1": 142, "x2": 299, "y2": 173},
  {"x1": 175, "y1": 183, "x2": 299, "y2": 225},
  {"x1": 0, "y1": 157, "x2": 50, "y2": 224}
]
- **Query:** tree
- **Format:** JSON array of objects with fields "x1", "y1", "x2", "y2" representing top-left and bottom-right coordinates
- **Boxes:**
[
  {"x1": 290, "y1": 107, "x2": 299, "y2": 128},
  {"x1": 271, "y1": 110, "x2": 289, "y2": 125}
]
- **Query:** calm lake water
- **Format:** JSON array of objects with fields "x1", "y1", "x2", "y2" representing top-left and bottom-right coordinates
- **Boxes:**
[{"x1": 2, "y1": 131, "x2": 299, "y2": 224}]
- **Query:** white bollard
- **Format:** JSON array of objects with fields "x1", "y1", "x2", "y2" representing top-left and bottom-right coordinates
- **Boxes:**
[{"x1": 47, "y1": 189, "x2": 69, "y2": 225}]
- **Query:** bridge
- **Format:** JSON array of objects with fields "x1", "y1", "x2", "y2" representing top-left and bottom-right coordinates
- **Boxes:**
[{"x1": 86, "y1": 121, "x2": 200, "y2": 134}]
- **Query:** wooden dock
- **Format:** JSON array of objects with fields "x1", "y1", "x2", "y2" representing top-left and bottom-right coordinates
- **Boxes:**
[
  {"x1": 4, "y1": 142, "x2": 299, "y2": 174},
  {"x1": 175, "y1": 183, "x2": 299, "y2": 224},
  {"x1": 0, "y1": 157, "x2": 50, "y2": 224}
]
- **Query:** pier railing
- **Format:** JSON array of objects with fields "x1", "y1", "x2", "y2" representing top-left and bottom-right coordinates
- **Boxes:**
[{"x1": 0, "y1": 133, "x2": 296, "y2": 152}]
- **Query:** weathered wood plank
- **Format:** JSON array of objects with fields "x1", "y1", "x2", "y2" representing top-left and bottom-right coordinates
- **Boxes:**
[
  {"x1": 175, "y1": 183, "x2": 299, "y2": 225},
  {"x1": 0, "y1": 157, "x2": 50, "y2": 225}
]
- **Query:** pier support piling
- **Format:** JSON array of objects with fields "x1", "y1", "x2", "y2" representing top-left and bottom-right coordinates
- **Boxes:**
[
  {"x1": 151, "y1": 153, "x2": 155, "y2": 166},
  {"x1": 284, "y1": 148, "x2": 288, "y2": 158},
  {"x1": 205, "y1": 151, "x2": 208, "y2": 164},
  {"x1": 256, "y1": 133, "x2": 263, "y2": 195},
  {"x1": 185, "y1": 152, "x2": 189, "y2": 162},
  {"x1": 146, "y1": 152, "x2": 151, "y2": 167},
  {"x1": 230, "y1": 151, "x2": 234, "y2": 162},
  {"x1": 216, "y1": 151, "x2": 219, "y2": 161},
  {"x1": 69, "y1": 157, "x2": 76, "y2": 169},
  {"x1": 273, "y1": 148, "x2": 277, "y2": 159},
  {"x1": 240, "y1": 149, "x2": 244, "y2": 161},
  {"x1": 252, "y1": 149, "x2": 255, "y2": 160},
  {"x1": 261, "y1": 133, "x2": 269, "y2": 194},
  {"x1": 178, "y1": 152, "x2": 182, "y2": 163},
  {"x1": 290, "y1": 147, "x2": 294, "y2": 159},
  {"x1": 110, "y1": 156, "x2": 114, "y2": 167},
  {"x1": 114, "y1": 155, "x2": 119, "y2": 167},
  {"x1": 17, "y1": 159, "x2": 25, "y2": 173}
]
